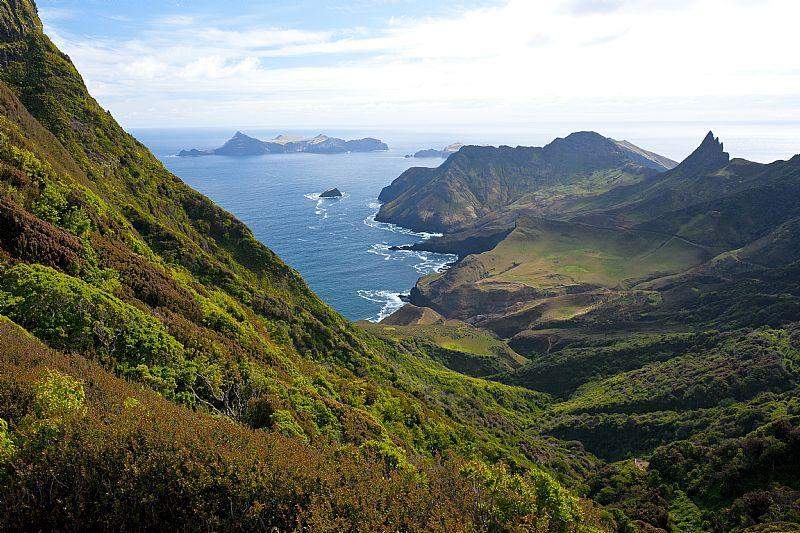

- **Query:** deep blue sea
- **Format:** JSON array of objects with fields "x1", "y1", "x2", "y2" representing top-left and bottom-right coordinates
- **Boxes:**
[
  {"x1": 133, "y1": 125, "x2": 800, "y2": 321},
  {"x1": 133, "y1": 129, "x2": 460, "y2": 321}
]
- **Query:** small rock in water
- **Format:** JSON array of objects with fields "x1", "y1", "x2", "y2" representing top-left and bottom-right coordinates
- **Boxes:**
[{"x1": 320, "y1": 188, "x2": 343, "y2": 198}]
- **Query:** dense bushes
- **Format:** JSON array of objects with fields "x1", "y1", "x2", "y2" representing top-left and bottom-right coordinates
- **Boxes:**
[
  {"x1": 0, "y1": 33, "x2": 600, "y2": 527},
  {"x1": 0, "y1": 263, "x2": 200, "y2": 403},
  {"x1": 501, "y1": 332, "x2": 707, "y2": 397},
  {"x1": 0, "y1": 197, "x2": 85, "y2": 272},
  {"x1": 0, "y1": 319, "x2": 598, "y2": 531}
]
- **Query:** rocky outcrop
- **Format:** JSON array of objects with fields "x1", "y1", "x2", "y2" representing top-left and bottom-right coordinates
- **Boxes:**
[
  {"x1": 320, "y1": 188, "x2": 343, "y2": 198},
  {"x1": 391, "y1": 222, "x2": 514, "y2": 257},
  {"x1": 412, "y1": 143, "x2": 464, "y2": 158},
  {"x1": 672, "y1": 131, "x2": 729, "y2": 175},
  {"x1": 380, "y1": 304, "x2": 445, "y2": 326}
]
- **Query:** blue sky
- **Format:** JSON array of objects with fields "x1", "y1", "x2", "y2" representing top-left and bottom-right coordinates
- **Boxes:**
[
  {"x1": 38, "y1": 0, "x2": 800, "y2": 130},
  {"x1": 40, "y1": 1, "x2": 502, "y2": 39}
]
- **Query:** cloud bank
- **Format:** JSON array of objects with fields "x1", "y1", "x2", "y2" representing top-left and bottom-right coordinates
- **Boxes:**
[{"x1": 40, "y1": 0, "x2": 800, "y2": 129}]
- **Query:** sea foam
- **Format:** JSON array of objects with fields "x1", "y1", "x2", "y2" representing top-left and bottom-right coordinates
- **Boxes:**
[
  {"x1": 363, "y1": 202, "x2": 443, "y2": 239},
  {"x1": 367, "y1": 243, "x2": 456, "y2": 275},
  {"x1": 357, "y1": 201, "x2": 456, "y2": 322},
  {"x1": 356, "y1": 289, "x2": 405, "y2": 322},
  {"x1": 305, "y1": 191, "x2": 350, "y2": 219}
]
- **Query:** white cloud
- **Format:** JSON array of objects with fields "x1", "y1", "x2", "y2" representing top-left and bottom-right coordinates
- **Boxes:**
[
  {"x1": 40, "y1": 0, "x2": 800, "y2": 129},
  {"x1": 154, "y1": 15, "x2": 197, "y2": 26},
  {"x1": 179, "y1": 56, "x2": 261, "y2": 80}
]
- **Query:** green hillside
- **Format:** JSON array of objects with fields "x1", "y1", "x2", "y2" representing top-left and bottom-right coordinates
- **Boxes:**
[
  {"x1": 0, "y1": 0, "x2": 611, "y2": 529},
  {"x1": 3, "y1": 0, "x2": 800, "y2": 530}
]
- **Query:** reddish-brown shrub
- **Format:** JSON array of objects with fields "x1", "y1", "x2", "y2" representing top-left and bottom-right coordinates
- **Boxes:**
[{"x1": 0, "y1": 197, "x2": 84, "y2": 272}]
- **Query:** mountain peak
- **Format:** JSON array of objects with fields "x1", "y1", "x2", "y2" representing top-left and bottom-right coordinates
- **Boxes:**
[
  {"x1": 565, "y1": 131, "x2": 606, "y2": 141},
  {"x1": 544, "y1": 131, "x2": 615, "y2": 154},
  {"x1": 556, "y1": 131, "x2": 611, "y2": 147},
  {"x1": 676, "y1": 131, "x2": 730, "y2": 173},
  {"x1": 701, "y1": 130, "x2": 720, "y2": 147}
]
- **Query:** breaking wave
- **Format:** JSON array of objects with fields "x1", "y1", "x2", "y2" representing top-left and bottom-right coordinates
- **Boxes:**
[
  {"x1": 305, "y1": 191, "x2": 350, "y2": 219},
  {"x1": 356, "y1": 289, "x2": 405, "y2": 322},
  {"x1": 367, "y1": 243, "x2": 456, "y2": 275}
]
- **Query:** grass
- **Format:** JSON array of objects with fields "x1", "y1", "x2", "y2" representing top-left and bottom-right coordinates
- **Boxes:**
[
  {"x1": 363, "y1": 320, "x2": 528, "y2": 369},
  {"x1": 483, "y1": 217, "x2": 709, "y2": 290}
]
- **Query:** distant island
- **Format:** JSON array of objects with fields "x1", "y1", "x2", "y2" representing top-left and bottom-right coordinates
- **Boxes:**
[
  {"x1": 405, "y1": 142, "x2": 464, "y2": 158},
  {"x1": 178, "y1": 131, "x2": 389, "y2": 157}
]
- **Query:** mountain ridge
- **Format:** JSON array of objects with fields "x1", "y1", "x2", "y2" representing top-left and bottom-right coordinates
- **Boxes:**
[{"x1": 375, "y1": 131, "x2": 677, "y2": 233}]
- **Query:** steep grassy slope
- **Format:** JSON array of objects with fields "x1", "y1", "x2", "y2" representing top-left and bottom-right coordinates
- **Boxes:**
[
  {"x1": 410, "y1": 216, "x2": 710, "y2": 327},
  {"x1": 0, "y1": 1, "x2": 613, "y2": 529},
  {"x1": 360, "y1": 318, "x2": 528, "y2": 378}
]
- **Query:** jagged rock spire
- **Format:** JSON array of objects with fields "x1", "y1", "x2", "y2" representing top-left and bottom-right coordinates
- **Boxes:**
[{"x1": 676, "y1": 131, "x2": 730, "y2": 174}]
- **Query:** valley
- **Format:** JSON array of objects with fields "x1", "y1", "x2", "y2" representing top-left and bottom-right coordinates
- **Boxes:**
[{"x1": 369, "y1": 128, "x2": 800, "y2": 530}]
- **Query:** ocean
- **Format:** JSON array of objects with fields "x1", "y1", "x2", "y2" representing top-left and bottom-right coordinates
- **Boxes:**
[
  {"x1": 134, "y1": 128, "x2": 459, "y2": 321},
  {"x1": 133, "y1": 124, "x2": 800, "y2": 321}
]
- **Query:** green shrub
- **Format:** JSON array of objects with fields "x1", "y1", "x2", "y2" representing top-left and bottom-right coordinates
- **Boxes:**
[
  {"x1": 32, "y1": 182, "x2": 93, "y2": 238},
  {"x1": 0, "y1": 418, "x2": 14, "y2": 463},
  {"x1": 461, "y1": 461, "x2": 581, "y2": 531},
  {"x1": 33, "y1": 369, "x2": 86, "y2": 420},
  {"x1": 270, "y1": 409, "x2": 307, "y2": 441},
  {"x1": 0, "y1": 264, "x2": 196, "y2": 401},
  {"x1": 0, "y1": 264, "x2": 182, "y2": 364},
  {"x1": 360, "y1": 438, "x2": 411, "y2": 471}
]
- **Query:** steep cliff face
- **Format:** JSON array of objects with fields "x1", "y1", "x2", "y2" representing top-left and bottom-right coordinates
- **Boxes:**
[{"x1": 375, "y1": 131, "x2": 675, "y2": 233}]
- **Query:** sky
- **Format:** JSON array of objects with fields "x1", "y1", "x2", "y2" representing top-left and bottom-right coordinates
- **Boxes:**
[{"x1": 38, "y1": 0, "x2": 800, "y2": 134}]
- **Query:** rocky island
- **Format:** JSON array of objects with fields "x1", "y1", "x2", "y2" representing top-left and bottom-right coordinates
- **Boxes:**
[
  {"x1": 177, "y1": 148, "x2": 213, "y2": 157},
  {"x1": 319, "y1": 188, "x2": 343, "y2": 198},
  {"x1": 179, "y1": 131, "x2": 388, "y2": 157}
]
